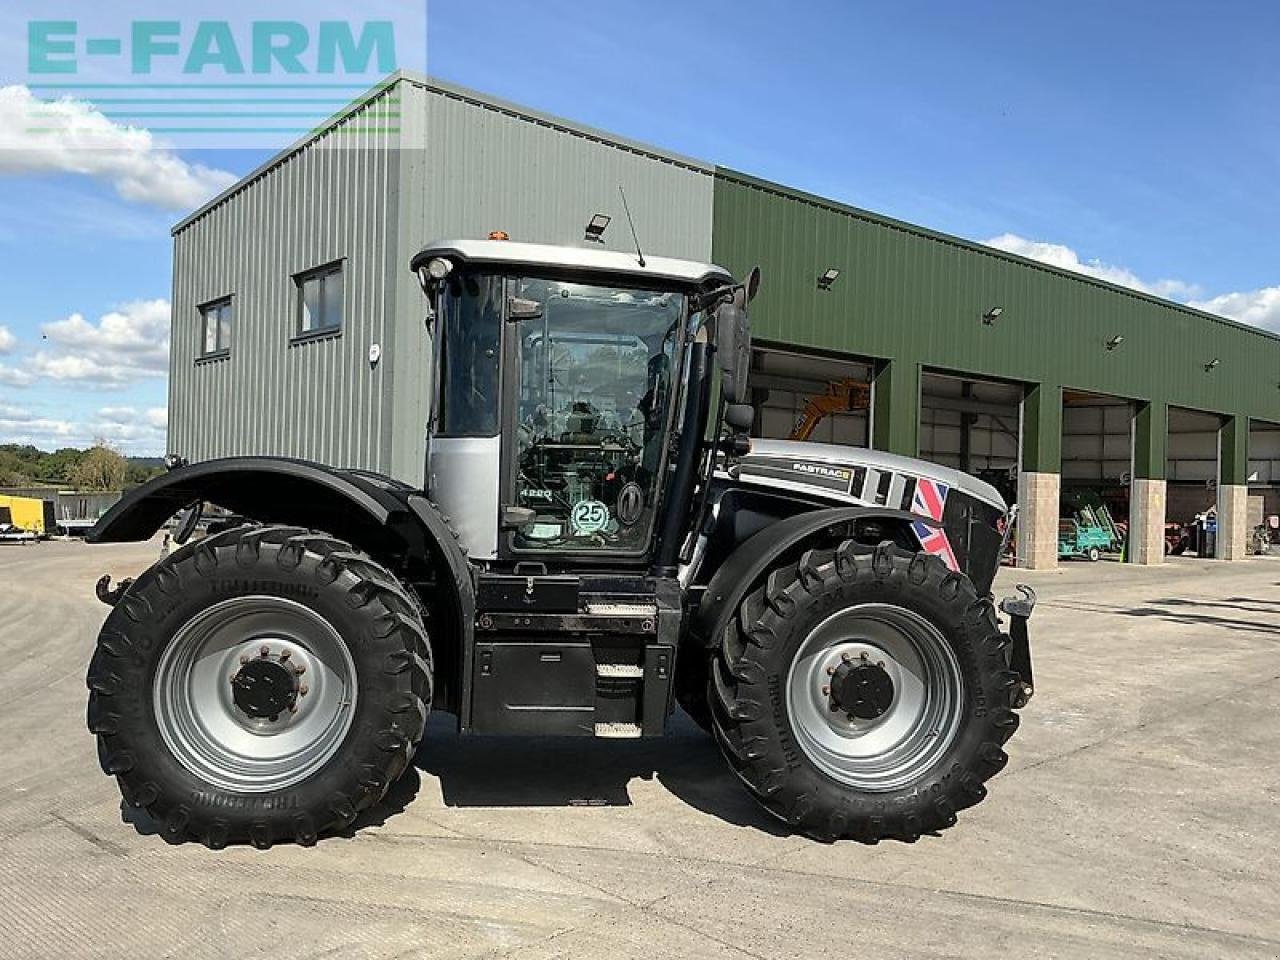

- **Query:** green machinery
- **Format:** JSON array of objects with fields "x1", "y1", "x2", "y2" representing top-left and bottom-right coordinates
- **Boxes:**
[{"x1": 1058, "y1": 505, "x2": 1122, "y2": 562}]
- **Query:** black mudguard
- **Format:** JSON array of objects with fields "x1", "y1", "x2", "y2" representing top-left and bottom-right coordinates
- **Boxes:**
[
  {"x1": 90, "y1": 457, "x2": 410, "y2": 546},
  {"x1": 89, "y1": 457, "x2": 477, "y2": 717},
  {"x1": 691, "y1": 505, "x2": 941, "y2": 650}
]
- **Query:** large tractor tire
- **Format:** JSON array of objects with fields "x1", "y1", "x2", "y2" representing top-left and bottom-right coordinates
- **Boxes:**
[
  {"x1": 86, "y1": 525, "x2": 432, "y2": 848},
  {"x1": 709, "y1": 542, "x2": 1022, "y2": 843}
]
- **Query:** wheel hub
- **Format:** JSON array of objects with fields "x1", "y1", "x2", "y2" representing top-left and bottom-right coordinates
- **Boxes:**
[
  {"x1": 829, "y1": 659, "x2": 895, "y2": 719},
  {"x1": 231, "y1": 654, "x2": 299, "y2": 720},
  {"x1": 786, "y1": 604, "x2": 965, "y2": 792}
]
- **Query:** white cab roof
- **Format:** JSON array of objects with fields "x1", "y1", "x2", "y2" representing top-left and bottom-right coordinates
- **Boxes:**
[{"x1": 413, "y1": 238, "x2": 733, "y2": 287}]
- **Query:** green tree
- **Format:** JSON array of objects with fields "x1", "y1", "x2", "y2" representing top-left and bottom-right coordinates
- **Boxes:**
[
  {"x1": 0, "y1": 449, "x2": 27, "y2": 487},
  {"x1": 35, "y1": 448, "x2": 85, "y2": 485},
  {"x1": 68, "y1": 442, "x2": 128, "y2": 491}
]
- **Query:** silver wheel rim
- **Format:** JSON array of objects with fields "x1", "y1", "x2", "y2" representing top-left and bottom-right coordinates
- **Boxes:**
[
  {"x1": 785, "y1": 603, "x2": 964, "y2": 792},
  {"x1": 153, "y1": 596, "x2": 357, "y2": 793}
]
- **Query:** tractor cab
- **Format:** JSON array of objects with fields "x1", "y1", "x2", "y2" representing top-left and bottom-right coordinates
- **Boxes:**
[{"x1": 411, "y1": 238, "x2": 754, "y2": 571}]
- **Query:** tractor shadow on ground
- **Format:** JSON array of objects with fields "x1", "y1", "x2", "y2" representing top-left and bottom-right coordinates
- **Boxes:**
[
  {"x1": 1116, "y1": 598, "x2": 1280, "y2": 638},
  {"x1": 410, "y1": 710, "x2": 789, "y2": 835},
  {"x1": 117, "y1": 713, "x2": 788, "y2": 841}
]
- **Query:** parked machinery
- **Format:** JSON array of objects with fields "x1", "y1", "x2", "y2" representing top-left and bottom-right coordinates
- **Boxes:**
[{"x1": 86, "y1": 238, "x2": 1035, "y2": 848}]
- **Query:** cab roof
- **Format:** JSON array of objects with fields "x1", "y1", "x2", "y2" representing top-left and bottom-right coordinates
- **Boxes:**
[{"x1": 411, "y1": 238, "x2": 733, "y2": 288}]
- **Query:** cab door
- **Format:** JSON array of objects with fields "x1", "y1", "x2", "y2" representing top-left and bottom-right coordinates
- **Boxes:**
[{"x1": 500, "y1": 276, "x2": 685, "y2": 561}]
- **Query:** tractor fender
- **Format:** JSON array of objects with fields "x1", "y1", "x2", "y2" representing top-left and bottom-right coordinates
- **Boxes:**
[
  {"x1": 89, "y1": 457, "x2": 415, "y2": 549},
  {"x1": 691, "y1": 505, "x2": 937, "y2": 650},
  {"x1": 91, "y1": 457, "x2": 477, "y2": 717}
]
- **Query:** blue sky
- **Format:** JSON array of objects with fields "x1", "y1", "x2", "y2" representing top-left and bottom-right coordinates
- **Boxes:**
[{"x1": 2, "y1": 0, "x2": 1278, "y2": 453}]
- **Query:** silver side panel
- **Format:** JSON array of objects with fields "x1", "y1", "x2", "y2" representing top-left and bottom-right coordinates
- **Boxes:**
[
  {"x1": 745, "y1": 439, "x2": 1008, "y2": 512},
  {"x1": 719, "y1": 470, "x2": 866, "y2": 507},
  {"x1": 428, "y1": 436, "x2": 500, "y2": 559}
]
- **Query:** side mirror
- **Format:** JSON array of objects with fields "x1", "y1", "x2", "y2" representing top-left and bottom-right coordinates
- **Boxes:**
[
  {"x1": 715, "y1": 299, "x2": 750, "y2": 405},
  {"x1": 725, "y1": 403, "x2": 753, "y2": 432},
  {"x1": 715, "y1": 268, "x2": 758, "y2": 405}
]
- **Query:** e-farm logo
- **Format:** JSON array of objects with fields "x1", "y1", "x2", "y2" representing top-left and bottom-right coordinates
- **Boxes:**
[
  {"x1": 27, "y1": 21, "x2": 397, "y2": 77},
  {"x1": 12, "y1": 4, "x2": 426, "y2": 149}
]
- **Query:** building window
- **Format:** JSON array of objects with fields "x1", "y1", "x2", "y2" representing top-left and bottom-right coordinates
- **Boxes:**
[
  {"x1": 199, "y1": 298, "x2": 232, "y2": 357},
  {"x1": 295, "y1": 262, "x2": 344, "y2": 338}
]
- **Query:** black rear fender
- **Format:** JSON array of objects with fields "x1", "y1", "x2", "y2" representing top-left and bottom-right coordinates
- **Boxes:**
[
  {"x1": 90, "y1": 457, "x2": 475, "y2": 714},
  {"x1": 91, "y1": 458, "x2": 413, "y2": 550}
]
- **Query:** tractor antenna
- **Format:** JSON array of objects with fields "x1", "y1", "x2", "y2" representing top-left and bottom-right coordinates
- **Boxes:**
[{"x1": 618, "y1": 185, "x2": 646, "y2": 267}]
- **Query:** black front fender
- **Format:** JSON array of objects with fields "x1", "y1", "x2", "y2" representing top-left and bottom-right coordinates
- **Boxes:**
[{"x1": 691, "y1": 506, "x2": 939, "y2": 650}]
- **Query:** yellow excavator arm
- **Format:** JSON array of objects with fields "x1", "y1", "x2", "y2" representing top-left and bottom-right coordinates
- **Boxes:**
[{"x1": 789, "y1": 378, "x2": 872, "y2": 441}]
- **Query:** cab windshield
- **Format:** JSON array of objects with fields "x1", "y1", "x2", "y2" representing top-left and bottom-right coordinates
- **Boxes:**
[{"x1": 511, "y1": 277, "x2": 686, "y2": 553}]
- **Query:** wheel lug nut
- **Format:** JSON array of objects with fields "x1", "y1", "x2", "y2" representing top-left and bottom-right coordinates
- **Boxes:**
[
  {"x1": 825, "y1": 666, "x2": 836, "y2": 676},
  {"x1": 268, "y1": 714, "x2": 279, "y2": 722},
  {"x1": 876, "y1": 660, "x2": 885, "y2": 668},
  {"x1": 821, "y1": 685, "x2": 830, "y2": 696},
  {"x1": 259, "y1": 645, "x2": 270, "y2": 658},
  {"x1": 860, "y1": 651, "x2": 869, "y2": 661},
  {"x1": 279, "y1": 650, "x2": 291, "y2": 661},
  {"x1": 298, "y1": 685, "x2": 309, "y2": 697},
  {"x1": 829, "y1": 701, "x2": 841, "y2": 712},
  {"x1": 239, "y1": 655, "x2": 249, "y2": 665},
  {"x1": 841, "y1": 651, "x2": 852, "y2": 663},
  {"x1": 294, "y1": 664, "x2": 306, "y2": 675}
]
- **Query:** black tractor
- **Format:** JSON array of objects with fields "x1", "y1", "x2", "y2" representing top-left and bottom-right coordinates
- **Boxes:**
[{"x1": 87, "y1": 238, "x2": 1035, "y2": 848}]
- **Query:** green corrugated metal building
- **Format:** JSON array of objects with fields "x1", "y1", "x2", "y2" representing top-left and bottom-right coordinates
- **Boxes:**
[{"x1": 169, "y1": 72, "x2": 1280, "y2": 568}]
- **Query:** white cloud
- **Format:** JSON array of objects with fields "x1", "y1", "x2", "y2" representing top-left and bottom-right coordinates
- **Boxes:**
[
  {"x1": 981, "y1": 233, "x2": 1280, "y2": 334},
  {"x1": 982, "y1": 233, "x2": 1202, "y2": 301},
  {"x1": 29, "y1": 299, "x2": 170, "y2": 388},
  {"x1": 0, "y1": 404, "x2": 75, "y2": 447},
  {"x1": 0, "y1": 402, "x2": 167, "y2": 456},
  {"x1": 0, "y1": 363, "x2": 34, "y2": 387},
  {"x1": 0, "y1": 86, "x2": 238, "y2": 211},
  {"x1": 1189, "y1": 287, "x2": 1280, "y2": 334},
  {"x1": 96, "y1": 406, "x2": 137, "y2": 424},
  {"x1": 0, "y1": 325, "x2": 15, "y2": 353}
]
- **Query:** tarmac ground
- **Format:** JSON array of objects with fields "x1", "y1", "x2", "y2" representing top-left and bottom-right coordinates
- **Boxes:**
[{"x1": 1, "y1": 537, "x2": 1277, "y2": 959}]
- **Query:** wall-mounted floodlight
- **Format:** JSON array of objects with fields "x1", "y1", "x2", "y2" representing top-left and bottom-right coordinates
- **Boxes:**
[
  {"x1": 584, "y1": 213, "x2": 611, "y2": 243},
  {"x1": 817, "y1": 268, "x2": 841, "y2": 291},
  {"x1": 982, "y1": 306, "x2": 1004, "y2": 325},
  {"x1": 1105, "y1": 335, "x2": 1125, "y2": 351},
  {"x1": 1204, "y1": 358, "x2": 1220, "y2": 372}
]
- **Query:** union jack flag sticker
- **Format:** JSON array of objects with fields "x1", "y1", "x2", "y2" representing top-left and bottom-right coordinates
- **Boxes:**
[
  {"x1": 912, "y1": 520, "x2": 960, "y2": 571},
  {"x1": 911, "y1": 478, "x2": 950, "y2": 521},
  {"x1": 910, "y1": 478, "x2": 959, "y2": 570}
]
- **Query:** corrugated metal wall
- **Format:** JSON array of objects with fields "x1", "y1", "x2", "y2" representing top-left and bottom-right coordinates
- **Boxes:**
[
  {"x1": 170, "y1": 86, "x2": 404, "y2": 474},
  {"x1": 405, "y1": 78, "x2": 714, "y2": 261},
  {"x1": 169, "y1": 72, "x2": 1280, "y2": 490},
  {"x1": 711, "y1": 169, "x2": 1280, "y2": 424},
  {"x1": 169, "y1": 75, "x2": 714, "y2": 484}
]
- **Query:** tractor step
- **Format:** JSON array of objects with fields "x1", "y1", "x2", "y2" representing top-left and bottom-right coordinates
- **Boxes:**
[
  {"x1": 583, "y1": 602, "x2": 657, "y2": 619},
  {"x1": 477, "y1": 607, "x2": 657, "y2": 634},
  {"x1": 596, "y1": 663, "x2": 644, "y2": 678},
  {"x1": 594, "y1": 722, "x2": 642, "y2": 739},
  {"x1": 467, "y1": 577, "x2": 678, "y2": 737}
]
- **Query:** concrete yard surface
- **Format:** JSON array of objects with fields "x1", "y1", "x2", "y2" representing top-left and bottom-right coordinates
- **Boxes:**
[{"x1": 0, "y1": 539, "x2": 1277, "y2": 959}]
